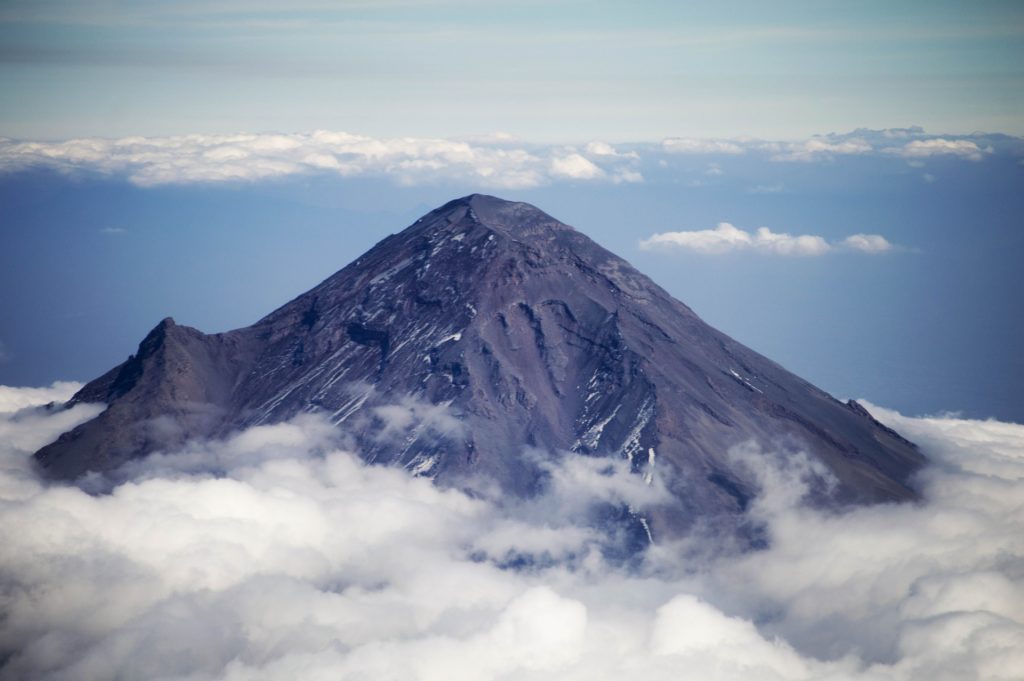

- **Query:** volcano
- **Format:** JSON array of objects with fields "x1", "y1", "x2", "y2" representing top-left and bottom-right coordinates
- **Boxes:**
[{"x1": 36, "y1": 194, "x2": 923, "y2": 538}]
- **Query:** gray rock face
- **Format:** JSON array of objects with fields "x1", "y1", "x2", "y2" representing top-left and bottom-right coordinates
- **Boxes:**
[{"x1": 36, "y1": 194, "x2": 923, "y2": 537}]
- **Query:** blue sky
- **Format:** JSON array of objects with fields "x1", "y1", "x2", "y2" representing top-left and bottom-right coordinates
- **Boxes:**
[{"x1": 0, "y1": 1, "x2": 1022, "y2": 422}]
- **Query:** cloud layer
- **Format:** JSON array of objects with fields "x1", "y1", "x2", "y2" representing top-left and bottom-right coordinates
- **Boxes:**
[
  {"x1": 0, "y1": 128, "x2": 1008, "y2": 189},
  {"x1": 640, "y1": 222, "x2": 894, "y2": 256},
  {"x1": 1, "y1": 384, "x2": 1022, "y2": 680},
  {"x1": 0, "y1": 132, "x2": 644, "y2": 189}
]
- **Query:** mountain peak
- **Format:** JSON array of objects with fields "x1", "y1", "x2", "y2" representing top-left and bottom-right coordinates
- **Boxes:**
[
  {"x1": 414, "y1": 193, "x2": 576, "y2": 243},
  {"x1": 35, "y1": 195, "x2": 924, "y2": 544}
]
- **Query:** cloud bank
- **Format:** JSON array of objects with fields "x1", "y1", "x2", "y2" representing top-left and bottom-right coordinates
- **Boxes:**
[
  {"x1": 885, "y1": 139, "x2": 991, "y2": 162},
  {"x1": 640, "y1": 222, "x2": 894, "y2": 256},
  {"x1": 0, "y1": 128, "x2": 1009, "y2": 189},
  {"x1": 0, "y1": 381, "x2": 83, "y2": 413},
  {"x1": 0, "y1": 132, "x2": 644, "y2": 189},
  {"x1": 1, "y1": 384, "x2": 1022, "y2": 680}
]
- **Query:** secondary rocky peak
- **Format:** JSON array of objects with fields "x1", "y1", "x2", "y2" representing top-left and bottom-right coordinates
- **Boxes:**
[{"x1": 35, "y1": 195, "x2": 924, "y2": 543}]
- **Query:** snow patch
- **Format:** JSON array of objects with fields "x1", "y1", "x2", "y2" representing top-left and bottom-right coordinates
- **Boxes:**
[
  {"x1": 621, "y1": 396, "x2": 655, "y2": 463},
  {"x1": 406, "y1": 455, "x2": 438, "y2": 478},
  {"x1": 643, "y1": 448, "x2": 656, "y2": 485},
  {"x1": 728, "y1": 368, "x2": 763, "y2": 394},
  {"x1": 437, "y1": 332, "x2": 462, "y2": 345},
  {"x1": 638, "y1": 516, "x2": 654, "y2": 545},
  {"x1": 574, "y1": 405, "x2": 621, "y2": 451},
  {"x1": 369, "y1": 257, "x2": 414, "y2": 285}
]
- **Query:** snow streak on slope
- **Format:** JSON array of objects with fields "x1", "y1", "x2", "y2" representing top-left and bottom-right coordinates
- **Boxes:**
[{"x1": 1, "y1": 385, "x2": 1021, "y2": 681}]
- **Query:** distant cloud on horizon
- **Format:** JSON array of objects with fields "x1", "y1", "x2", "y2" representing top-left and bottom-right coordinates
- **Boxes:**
[
  {"x1": 0, "y1": 131, "x2": 645, "y2": 189},
  {"x1": 884, "y1": 138, "x2": 991, "y2": 161},
  {"x1": 661, "y1": 138, "x2": 746, "y2": 155},
  {"x1": 0, "y1": 128, "x2": 1013, "y2": 189},
  {"x1": 640, "y1": 222, "x2": 895, "y2": 256}
]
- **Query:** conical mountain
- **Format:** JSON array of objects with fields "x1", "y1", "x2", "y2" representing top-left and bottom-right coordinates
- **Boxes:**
[{"x1": 36, "y1": 194, "x2": 923, "y2": 538}]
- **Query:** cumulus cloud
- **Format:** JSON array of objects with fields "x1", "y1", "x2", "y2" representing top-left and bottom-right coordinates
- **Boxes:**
[
  {"x1": 884, "y1": 138, "x2": 991, "y2": 161},
  {"x1": 550, "y1": 153, "x2": 605, "y2": 180},
  {"x1": 584, "y1": 141, "x2": 618, "y2": 156},
  {"x1": 640, "y1": 222, "x2": 893, "y2": 256},
  {"x1": 0, "y1": 384, "x2": 1022, "y2": 680},
  {"x1": 0, "y1": 131, "x2": 647, "y2": 190}
]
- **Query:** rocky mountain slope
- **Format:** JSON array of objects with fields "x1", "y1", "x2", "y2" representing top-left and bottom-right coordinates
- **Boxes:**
[{"x1": 36, "y1": 194, "x2": 924, "y2": 539}]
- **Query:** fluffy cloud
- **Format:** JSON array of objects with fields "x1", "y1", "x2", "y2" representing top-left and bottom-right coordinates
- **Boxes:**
[
  {"x1": 550, "y1": 153, "x2": 605, "y2": 180},
  {"x1": 583, "y1": 141, "x2": 618, "y2": 156},
  {"x1": 884, "y1": 138, "x2": 991, "y2": 161},
  {"x1": 0, "y1": 380, "x2": 82, "y2": 414},
  {"x1": 0, "y1": 385, "x2": 1022, "y2": 679},
  {"x1": 640, "y1": 222, "x2": 892, "y2": 256},
  {"x1": 0, "y1": 131, "x2": 645, "y2": 189},
  {"x1": 841, "y1": 233, "x2": 894, "y2": 253}
]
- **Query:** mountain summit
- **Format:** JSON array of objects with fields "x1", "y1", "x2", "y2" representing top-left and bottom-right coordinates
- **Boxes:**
[{"x1": 36, "y1": 194, "x2": 923, "y2": 538}]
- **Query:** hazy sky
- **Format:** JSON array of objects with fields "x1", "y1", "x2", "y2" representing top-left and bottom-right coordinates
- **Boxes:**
[{"x1": 1, "y1": 0, "x2": 1023, "y2": 140}]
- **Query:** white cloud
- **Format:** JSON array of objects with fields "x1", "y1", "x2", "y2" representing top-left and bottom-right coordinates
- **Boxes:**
[
  {"x1": 0, "y1": 380, "x2": 81, "y2": 413},
  {"x1": 371, "y1": 395, "x2": 466, "y2": 442},
  {"x1": 754, "y1": 227, "x2": 831, "y2": 256},
  {"x1": 0, "y1": 131, "x2": 642, "y2": 189},
  {"x1": 771, "y1": 137, "x2": 873, "y2": 162},
  {"x1": 640, "y1": 222, "x2": 892, "y2": 256},
  {"x1": 581, "y1": 141, "x2": 642, "y2": 182},
  {"x1": 841, "y1": 233, "x2": 893, "y2": 253},
  {"x1": 550, "y1": 153, "x2": 605, "y2": 180},
  {"x1": 584, "y1": 141, "x2": 617, "y2": 156},
  {"x1": 661, "y1": 138, "x2": 745, "y2": 155},
  {"x1": 885, "y1": 138, "x2": 990, "y2": 161},
  {"x1": 0, "y1": 384, "x2": 1022, "y2": 679},
  {"x1": 0, "y1": 131, "x2": 1003, "y2": 188},
  {"x1": 641, "y1": 223, "x2": 754, "y2": 254}
]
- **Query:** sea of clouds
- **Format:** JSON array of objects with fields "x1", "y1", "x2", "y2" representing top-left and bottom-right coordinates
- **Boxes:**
[{"x1": 1, "y1": 382, "x2": 1021, "y2": 680}]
